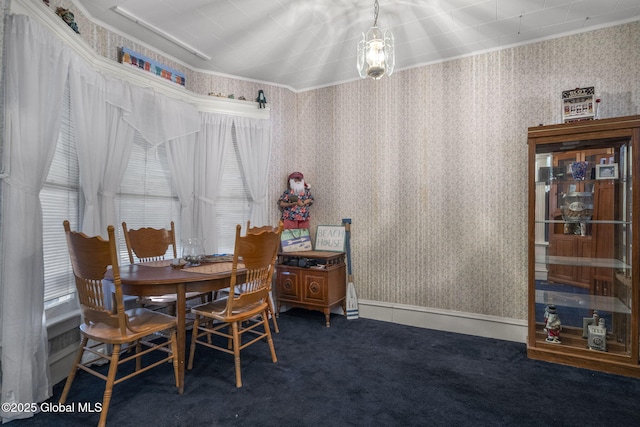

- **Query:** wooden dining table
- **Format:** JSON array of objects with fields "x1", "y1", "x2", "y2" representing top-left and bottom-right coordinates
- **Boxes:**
[{"x1": 105, "y1": 259, "x2": 245, "y2": 394}]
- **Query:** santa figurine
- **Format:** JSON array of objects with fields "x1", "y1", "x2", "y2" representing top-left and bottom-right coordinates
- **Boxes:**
[
  {"x1": 278, "y1": 172, "x2": 314, "y2": 229},
  {"x1": 545, "y1": 305, "x2": 562, "y2": 344}
]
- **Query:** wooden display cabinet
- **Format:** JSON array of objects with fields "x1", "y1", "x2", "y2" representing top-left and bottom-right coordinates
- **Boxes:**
[
  {"x1": 528, "y1": 115, "x2": 640, "y2": 377},
  {"x1": 275, "y1": 251, "x2": 346, "y2": 327}
]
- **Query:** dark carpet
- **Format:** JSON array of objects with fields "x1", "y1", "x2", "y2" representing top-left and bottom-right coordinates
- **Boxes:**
[{"x1": 14, "y1": 309, "x2": 640, "y2": 426}]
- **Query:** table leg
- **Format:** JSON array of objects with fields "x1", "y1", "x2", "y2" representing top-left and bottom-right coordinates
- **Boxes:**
[{"x1": 176, "y1": 283, "x2": 186, "y2": 394}]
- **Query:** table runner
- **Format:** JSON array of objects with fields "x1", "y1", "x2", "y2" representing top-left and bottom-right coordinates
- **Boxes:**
[
  {"x1": 140, "y1": 259, "x2": 244, "y2": 273},
  {"x1": 185, "y1": 261, "x2": 244, "y2": 274}
]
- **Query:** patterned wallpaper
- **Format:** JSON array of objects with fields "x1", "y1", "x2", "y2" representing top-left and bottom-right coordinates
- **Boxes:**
[
  {"x1": 293, "y1": 22, "x2": 640, "y2": 321},
  {"x1": 30, "y1": 2, "x2": 640, "y2": 321}
]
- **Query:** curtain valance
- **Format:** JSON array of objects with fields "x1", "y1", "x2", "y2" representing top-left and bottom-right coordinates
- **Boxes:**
[{"x1": 118, "y1": 86, "x2": 200, "y2": 147}]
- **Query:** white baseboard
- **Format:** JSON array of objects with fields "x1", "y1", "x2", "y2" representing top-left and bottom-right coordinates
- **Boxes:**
[{"x1": 357, "y1": 300, "x2": 527, "y2": 343}]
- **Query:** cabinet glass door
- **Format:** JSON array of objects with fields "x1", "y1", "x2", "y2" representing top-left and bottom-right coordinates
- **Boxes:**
[{"x1": 534, "y1": 136, "x2": 632, "y2": 355}]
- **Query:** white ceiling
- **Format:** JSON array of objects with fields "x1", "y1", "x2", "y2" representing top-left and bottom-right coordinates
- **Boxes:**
[{"x1": 74, "y1": 0, "x2": 640, "y2": 92}]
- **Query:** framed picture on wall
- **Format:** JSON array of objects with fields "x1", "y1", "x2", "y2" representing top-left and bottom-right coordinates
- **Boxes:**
[
  {"x1": 314, "y1": 225, "x2": 346, "y2": 252},
  {"x1": 595, "y1": 163, "x2": 618, "y2": 180}
]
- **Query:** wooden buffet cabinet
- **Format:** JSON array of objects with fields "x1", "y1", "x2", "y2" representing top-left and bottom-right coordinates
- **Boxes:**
[
  {"x1": 276, "y1": 251, "x2": 347, "y2": 327},
  {"x1": 275, "y1": 251, "x2": 346, "y2": 327},
  {"x1": 528, "y1": 115, "x2": 640, "y2": 377}
]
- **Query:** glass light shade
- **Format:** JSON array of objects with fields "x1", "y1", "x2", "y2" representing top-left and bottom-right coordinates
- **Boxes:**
[{"x1": 357, "y1": 26, "x2": 395, "y2": 79}]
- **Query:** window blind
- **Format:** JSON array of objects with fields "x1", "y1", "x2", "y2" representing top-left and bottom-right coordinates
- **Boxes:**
[
  {"x1": 41, "y1": 82, "x2": 80, "y2": 303},
  {"x1": 115, "y1": 132, "x2": 182, "y2": 264},
  {"x1": 215, "y1": 123, "x2": 251, "y2": 254}
]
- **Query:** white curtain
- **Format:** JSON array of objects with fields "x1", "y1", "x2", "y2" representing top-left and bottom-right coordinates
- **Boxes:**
[
  {"x1": 0, "y1": 15, "x2": 71, "y2": 422},
  {"x1": 69, "y1": 57, "x2": 109, "y2": 236},
  {"x1": 167, "y1": 133, "x2": 197, "y2": 240},
  {"x1": 69, "y1": 63, "x2": 136, "y2": 237},
  {"x1": 234, "y1": 117, "x2": 273, "y2": 226},
  {"x1": 194, "y1": 113, "x2": 232, "y2": 253},
  {"x1": 100, "y1": 80, "x2": 136, "y2": 232},
  {"x1": 122, "y1": 86, "x2": 200, "y2": 147},
  {"x1": 117, "y1": 85, "x2": 201, "y2": 241}
]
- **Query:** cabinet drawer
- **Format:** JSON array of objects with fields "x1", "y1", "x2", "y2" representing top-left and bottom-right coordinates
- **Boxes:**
[
  {"x1": 276, "y1": 270, "x2": 300, "y2": 301},
  {"x1": 302, "y1": 272, "x2": 328, "y2": 304}
]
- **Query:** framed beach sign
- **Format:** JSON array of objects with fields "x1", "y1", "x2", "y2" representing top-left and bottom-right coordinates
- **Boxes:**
[{"x1": 314, "y1": 225, "x2": 346, "y2": 252}]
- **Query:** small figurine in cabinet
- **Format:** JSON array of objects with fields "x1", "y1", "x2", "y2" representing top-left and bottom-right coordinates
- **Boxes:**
[
  {"x1": 544, "y1": 305, "x2": 562, "y2": 343},
  {"x1": 588, "y1": 318, "x2": 607, "y2": 352},
  {"x1": 582, "y1": 310, "x2": 600, "y2": 338}
]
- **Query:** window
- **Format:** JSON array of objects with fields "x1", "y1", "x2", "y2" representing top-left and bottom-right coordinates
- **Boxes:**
[
  {"x1": 215, "y1": 123, "x2": 252, "y2": 254},
  {"x1": 41, "y1": 83, "x2": 81, "y2": 308},
  {"x1": 115, "y1": 132, "x2": 182, "y2": 264},
  {"x1": 40, "y1": 92, "x2": 252, "y2": 311}
]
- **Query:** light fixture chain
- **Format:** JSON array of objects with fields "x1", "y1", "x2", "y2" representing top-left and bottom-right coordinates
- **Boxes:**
[{"x1": 373, "y1": 0, "x2": 379, "y2": 27}]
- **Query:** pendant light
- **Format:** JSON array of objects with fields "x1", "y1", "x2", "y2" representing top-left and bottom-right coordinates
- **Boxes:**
[{"x1": 357, "y1": 0, "x2": 395, "y2": 79}]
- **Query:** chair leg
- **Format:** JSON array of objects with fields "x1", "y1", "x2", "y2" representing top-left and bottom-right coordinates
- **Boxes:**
[
  {"x1": 98, "y1": 344, "x2": 121, "y2": 427},
  {"x1": 207, "y1": 320, "x2": 214, "y2": 344},
  {"x1": 59, "y1": 336, "x2": 88, "y2": 404},
  {"x1": 135, "y1": 340, "x2": 142, "y2": 371},
  {"x1": 232, "y1": 321, "x2": 242, "y2": 388},
  {"x1": 267, "y1": 294, "x2": 279, "y2": 333},
  {"x1": 170, "y1": 331, "x2": 179, "y2": 388},
  {"x1": 263, "y1": 310, "x2": 278, "y2": 363},
  {"x1": 187, "y1": 315, "x2": 200, "y2": 370}
]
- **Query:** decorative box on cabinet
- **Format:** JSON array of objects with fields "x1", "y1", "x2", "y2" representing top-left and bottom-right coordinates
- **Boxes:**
[
  {"x1": 528, "y1": 115, "x2": 640, "y2": 378},
  {"x1": 275, "y1": 251, "x2": 346, "y2": 327}
]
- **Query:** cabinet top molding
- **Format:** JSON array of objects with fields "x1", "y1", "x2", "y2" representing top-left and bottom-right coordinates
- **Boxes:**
[{"x1": 528, "y1": 115, "x2": 640, "y2": 138}]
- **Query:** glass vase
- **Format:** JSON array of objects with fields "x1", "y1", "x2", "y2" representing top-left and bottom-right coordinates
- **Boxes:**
[
  {"x1": 182, "y1": 238, "x2": 206, "y2": 266},
  {"x1": 570, "y1": 161, "x2": 589, "y2": 180}
]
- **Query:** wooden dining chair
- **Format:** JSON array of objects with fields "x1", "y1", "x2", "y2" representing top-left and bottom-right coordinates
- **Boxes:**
[
  {"x1": 122, "y1": 221, "x2": 208, "y2": 315},
  {"x1": 187, "y1": 221, "x2": 283, "y2": 387},
  {"x1": 60, "y1": 221, "x2": 178, "y2": 427},
  {"x1": 247, "y1": 220, "x2": 281, "y2": 333}
]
